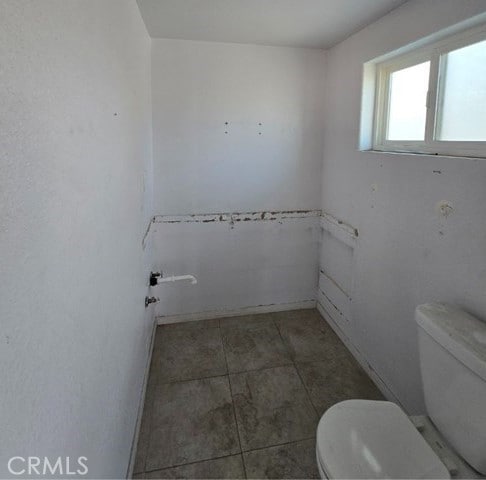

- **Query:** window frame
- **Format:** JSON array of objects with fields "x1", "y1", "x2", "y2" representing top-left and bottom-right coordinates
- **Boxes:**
[{"x1": 373, "y1": 24, "x2": 486, "y2": 158}]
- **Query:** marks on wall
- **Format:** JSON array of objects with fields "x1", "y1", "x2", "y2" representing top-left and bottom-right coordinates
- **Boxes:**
[
  {"x1": 434, "y1": 199, "x2": 454, "y2": 238},
  {"x1": 318, "y1": 211, "x2": 358, "y2": 330},
  {"x1": 319, "y1": 285, "x2": 347, "y2": 321},
  {"x1": 153, "y1": 210, "x2": 321, "y2": 226},
  {"x1": 222, "y1": 121, "x2": 264, "y2": 136},
  {"x1": 320, "y1": 267, "x2": 351, "y2": 301},
  {"x1": 142, "y1": 216, "x2": 156, "y2": 249},
  {"x1": 435, "y1": 200, "x2": 454, "y2": 218},
  {"x1": 147, "y1": 209, "x2": 358, "y2": 321}
]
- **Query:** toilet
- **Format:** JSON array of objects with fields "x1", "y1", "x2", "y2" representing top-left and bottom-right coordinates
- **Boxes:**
[{"x1": 316, "y1": 303, "x2": 486, "y2": 479}]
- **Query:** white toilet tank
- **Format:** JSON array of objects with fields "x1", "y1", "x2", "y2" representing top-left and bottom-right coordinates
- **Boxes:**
[{"x1": 416, "y1": 303, "x2": 486, "y2": 475}]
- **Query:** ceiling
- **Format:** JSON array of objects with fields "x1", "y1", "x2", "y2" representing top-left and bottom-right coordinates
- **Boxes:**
[{"x1": 136, "y1": 0, "x2": 409, "y2": 49}]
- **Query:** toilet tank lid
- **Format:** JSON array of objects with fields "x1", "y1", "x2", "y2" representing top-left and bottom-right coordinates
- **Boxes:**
[{"x1": 416, "y1": 303, "x2": 486, "y2": 381}]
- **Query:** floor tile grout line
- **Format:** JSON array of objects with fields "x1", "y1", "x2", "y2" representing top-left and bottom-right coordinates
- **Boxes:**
[
  {"x1": 143, "y1": 436, "x2": 317, "y2": 477},
  {"x1": 143, "y1": 311, "x2": 326, "y2": 477},
  {"x1": 272, "y1": 317, "x2": 321, "y2": 418},
  {"x1": 228, "y1": 360, "x2": 294, "y2": 376},
  {"x1": 143, "y1": 452, "x2": 244, "y2": 475},
  {"x1": 271, "y1": 316, "x2": 295, "y2": 361},
  {"x1": 293, "y1": 361, "x2": 321, "y2": 418},
  {"x1": 292, "y1": 359, "x2": 328, "y2": 415},
  {"x1": 219, "y1": 319, "x2": 247, "y2": 479},
  {"x1": 241, "y1": 435, "x2": 317, "y2": 455},
  {"x1": 152, "y1": 360, "x2": 302, "y2": 388},
  {"x1": 154, "y1": 372, "x2": 228, "y2": 386},
  {"x1": 151, "y1": 321, "x2": 228, "y2": 386},
  {"x1": 228, "y1": 377, "x2": 248, "y2": 480},
  {"x1": 220, "y1": 316, "x2": 294, "y2": 376},
  {"x1": 142, "y1": 325, "x2": 230, "y2": 475}
]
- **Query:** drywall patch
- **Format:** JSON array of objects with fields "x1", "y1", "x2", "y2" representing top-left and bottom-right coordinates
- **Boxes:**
[{"x1": 153, "y1": 209, "x2": 322, "y2": 225}]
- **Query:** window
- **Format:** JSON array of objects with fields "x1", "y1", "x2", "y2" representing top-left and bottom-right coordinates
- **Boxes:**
[{"x1": 373, "y1": 25, "x2": 486, "y2": 157}]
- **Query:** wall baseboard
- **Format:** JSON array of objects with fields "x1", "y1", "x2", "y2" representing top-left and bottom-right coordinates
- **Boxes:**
[
  {"x1": 126, "y1": 319, "x2": 157, "y2": 479},
  {"x1": 157, "y1": 300, "x2": 316, "y2": 325},
  {"x1": 317, "y1": 301, "x2": 404, "y2": 409}
]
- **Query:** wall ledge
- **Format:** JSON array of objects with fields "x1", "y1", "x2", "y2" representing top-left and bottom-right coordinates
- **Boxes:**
[{"x1": 153, "y1": 209, "x2": 321, "y2": 224}]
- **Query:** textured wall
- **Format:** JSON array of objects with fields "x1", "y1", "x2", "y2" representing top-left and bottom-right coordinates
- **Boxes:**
[
  {"x1": 150, "y1": 40, "x2": 326, "y2": 318},
  {"x1": 0, "y1": 1, "x2": 154, "y2": 477},
  {"x1": 151, "y1": 39, "x2": 326, "y2": 215},
  {"x1": 319, "y1": 0, "x2": 486, "y2": 413},
  {"x1": 152, "y1": 212, "x2": 320, "y2": 319}
]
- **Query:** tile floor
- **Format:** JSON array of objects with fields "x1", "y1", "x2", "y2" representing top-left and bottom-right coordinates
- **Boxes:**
[{"x1": 133, "y1": 309, "x2": 383, "y2": 479}]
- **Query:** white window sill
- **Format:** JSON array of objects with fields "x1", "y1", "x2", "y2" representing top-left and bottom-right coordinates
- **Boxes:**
[{"x1": 361, "y1": 148, "x2": 485, "y2": 161}]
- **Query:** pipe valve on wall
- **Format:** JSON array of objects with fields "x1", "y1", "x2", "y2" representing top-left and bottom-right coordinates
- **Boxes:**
[
  {"x1": 150, "y1": 271, "x2": 162, "y2": 286},
  {"x1": 150, "y1": 271, "x2": 198, "y2": 286},
  {"x1": 145, "y1": 296, "x2": 159, "y2": 308}
]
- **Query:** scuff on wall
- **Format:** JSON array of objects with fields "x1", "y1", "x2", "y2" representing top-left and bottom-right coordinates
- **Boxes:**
[
  {"x1": 142, "y1": 216, "x2": 156, "y2": 249},
  {"x1": 320, "y1": 268, "x2": 352, "y2": 300},
  {"x1": 319, "y1": 287, "x2": 347, "y2": 319}
]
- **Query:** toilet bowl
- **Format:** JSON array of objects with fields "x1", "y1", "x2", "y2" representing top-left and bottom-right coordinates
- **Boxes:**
[
  {"x1": 316, "y1": 400, "x2": 450, "y2": 479},
  {"x1": 316, "y1": 303, "x2": 486, "y2": 479}
]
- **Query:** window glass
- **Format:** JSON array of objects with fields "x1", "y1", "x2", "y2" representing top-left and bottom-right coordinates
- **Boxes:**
[
  {"x1": 386, "y1": 61, "x2": 430, "y2": 141},
  {"x1": 437, "y1": 39, "x2": 486, "y2": 141}
]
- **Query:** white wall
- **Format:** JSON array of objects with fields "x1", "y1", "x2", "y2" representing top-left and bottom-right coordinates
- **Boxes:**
[
  {"x1": 152, "y1": 212, "x2": 320, "y2": 319},
  {"x1": 0, "y1": 1, "x2": 154, "y2": 477},
  {"x1": 151, "y1": 39, "x2": 326, "y2": 318},
  {"x1": 319, "y1": 0, "x2": 486, "y2": 413}
]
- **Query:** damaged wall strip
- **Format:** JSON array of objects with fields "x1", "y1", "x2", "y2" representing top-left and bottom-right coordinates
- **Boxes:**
[
  {"x1": 320, "y1": 268, "x2": 351, "y2": 300},
  {"x1": 320, "y1": 211, "x2": 358, "y2": 247},
  {"x1": 153, "y1": 209, "x2": 322, "y2": 224},
  {"x1": 146, "y1": 210, "x2": 358, "y2": 252},
  {"x1": 318, "y1": 270, "x2": 352, "y2": 321},
  {"x1": 318, "y1": 289, "x2": 346, "y2": 320}
]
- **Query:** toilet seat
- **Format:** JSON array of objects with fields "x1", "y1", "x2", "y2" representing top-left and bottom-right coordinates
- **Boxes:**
[{"x1": 316, "y1": 400, "x2": 450, "y2": 479}]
